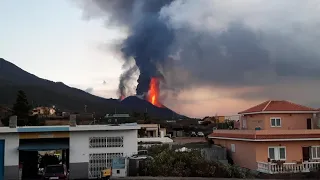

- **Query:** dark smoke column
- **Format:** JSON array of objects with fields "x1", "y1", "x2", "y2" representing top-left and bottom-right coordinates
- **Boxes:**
[
  {"x1": 117, "y1": 0, "x2": 175, "y2": 97},
  {"x1": 82, "y1": 0, "x2": 175, "y2": 98},
  {"x1": 121, "y1": 15, "x2": 174, "y2": 96}
]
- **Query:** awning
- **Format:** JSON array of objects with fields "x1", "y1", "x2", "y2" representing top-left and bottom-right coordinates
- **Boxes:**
[{"x1": 18, "y1": 142, "x2": 69, "y2": 151}]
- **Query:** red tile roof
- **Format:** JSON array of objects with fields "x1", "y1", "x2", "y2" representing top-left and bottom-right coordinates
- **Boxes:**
[{"x1": 239, "y1": 100, "x2": 317, "y2": 114}]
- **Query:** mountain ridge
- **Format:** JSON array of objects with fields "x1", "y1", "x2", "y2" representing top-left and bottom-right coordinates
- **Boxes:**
[{"x1": 0, "y1": 58, "x2": 186, "y2": 119}]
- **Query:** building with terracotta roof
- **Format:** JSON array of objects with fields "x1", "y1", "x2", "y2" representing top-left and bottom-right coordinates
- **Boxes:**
[{"x1": 209, "y1": 100, "x2": 320, "y2": 174}]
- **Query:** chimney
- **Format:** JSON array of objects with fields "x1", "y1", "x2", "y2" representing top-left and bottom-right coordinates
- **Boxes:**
[
  {"x1": 9, "y1": 116, "x2": 17, "y2": 128},
  {"x1": 69, "y1": 114, "x2": 77, "y2": 127}
]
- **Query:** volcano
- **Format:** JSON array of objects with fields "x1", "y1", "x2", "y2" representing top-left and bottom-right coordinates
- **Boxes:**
[
  {"x1": 120, "y1": 96, "x2": 186, "y2": 119},
  {"x1": 0, "y1": 58, "x2": 187, "y2": 119}
]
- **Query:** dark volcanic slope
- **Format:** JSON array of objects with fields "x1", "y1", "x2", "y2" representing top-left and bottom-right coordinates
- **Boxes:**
[
  {"x1": 0, "y1": 58, "x2": 124, "y2": 115},
  {"x1": 0, "y1": 58, "x2": 185, "y2": 118},
  {"x1": 121, "y1": 96, "x2": 186, "y2": 119}
]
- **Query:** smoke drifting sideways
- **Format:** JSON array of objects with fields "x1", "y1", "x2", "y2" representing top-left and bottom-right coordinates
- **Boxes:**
[{"x1": 79, "y1": 0, "x2": 320, "y2": 102}]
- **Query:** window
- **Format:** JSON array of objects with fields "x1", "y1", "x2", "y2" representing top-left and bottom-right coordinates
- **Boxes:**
[
  {"x1": 107, "y1": 153, "x2": 123, "y2": 168},
  {"x1": 268, "y1": 147, "x2": 286, "y2": 160},
  {"x1": 107, "y1": 137, "x2": 124, "y2": 147},
  {"x1": 311, "y1": 146, "x2": 320, "y2": 159},
  {"x1": 89, "y1": 137, "x2": 107, "y2": 148},
  {"x1": 242, "y1": 119, "x2": 247, "y2": 129},
  {"x1": 270, "y1": 118, "x2": 281, "y2": 127},
  {"x1": 231, "y1": 144, "x2": 236, "y2": 153},
  {"x1": 89, "y1": 153, "x2": 107, "y2": 178}
]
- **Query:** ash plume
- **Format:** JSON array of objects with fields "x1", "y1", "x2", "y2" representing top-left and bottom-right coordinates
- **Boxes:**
[
  {"x1": 80, "y1": 0, "x2": 174, "y2": 98},
  {"x1": 78, "y1": 0, "x2": 320, "y2": 104}
]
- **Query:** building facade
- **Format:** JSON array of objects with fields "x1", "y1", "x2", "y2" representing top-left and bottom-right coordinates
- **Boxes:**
[
  {"x1": 0, "y1": 124, "x2": 140, "y2": 180},
  {"x1": 209, "y1": 100, "x2": 320, "y2": 174}
]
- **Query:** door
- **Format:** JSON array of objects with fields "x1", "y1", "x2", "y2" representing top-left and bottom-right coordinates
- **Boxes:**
[
  {"x1": 0, "y1": 140, "x2": 4, "y2": 180},
  {"x1": 302, "y1": 146, "x2": 310, "y2": 161},
  {"x1": 307, "y1": 118, "x2": 312, "y2": 129}
]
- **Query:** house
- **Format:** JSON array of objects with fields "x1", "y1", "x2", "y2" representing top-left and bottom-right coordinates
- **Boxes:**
[
  {"x1": 31, "y1": 106, "x2": 56, "y2": 116},
  {"x1": 225, "y1": 115, "x2": 240, "y2": 121},
  {"x1": 138, "y1": 124, "x2": 172, "y2": 147},
  {"x1": 104, "y1": 113, "x2": 131, "y2": 124},
  {"x1": 209, "y1": 100, "x2": 320, "y2": 174},
  {"x1": 0, "y1": 117, "x2": 140, "y2": 179},
  {"x1": 203, "y1": 116, "x2": 216, "y2": 123},
  {"x1": 138, "y1": 124, "x2": 168, "y2": 138},
  {"x1": 215, "y1": 115, "x2": 225, "y2": 123}
]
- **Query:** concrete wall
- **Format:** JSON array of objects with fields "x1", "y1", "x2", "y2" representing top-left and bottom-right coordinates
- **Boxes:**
[
  {"x1": 69, "y1": 130, "x2": 138, "y2": 179},
  {"x1": 201, "y1": 146, "x2": 227, "y2": 162},
  {"x1": 1, "y1": 133, "x2": 19, "y2": 180}
]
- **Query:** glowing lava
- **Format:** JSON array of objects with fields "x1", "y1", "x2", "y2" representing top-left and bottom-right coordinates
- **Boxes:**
[
  {"x1": 119, "y1": 95, "x2": 125, "y2": 101},
  {"x1": 148, "y1": 77, "x2": 162, "y2": 107}
]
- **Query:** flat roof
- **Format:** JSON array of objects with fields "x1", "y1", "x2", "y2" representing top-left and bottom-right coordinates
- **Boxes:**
[{"x1": 0, "y1": 123, "x2": 140, "y2": 133}]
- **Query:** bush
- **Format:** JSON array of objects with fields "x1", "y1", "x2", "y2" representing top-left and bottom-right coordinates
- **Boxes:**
[{"x1": 142, "y1": 145, "x2": 253, "y2": 178}]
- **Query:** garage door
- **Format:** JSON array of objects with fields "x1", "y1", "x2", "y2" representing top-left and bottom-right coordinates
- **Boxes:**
[{"x1": 0, "y1": 140, "x2": 4, "y2": 180}]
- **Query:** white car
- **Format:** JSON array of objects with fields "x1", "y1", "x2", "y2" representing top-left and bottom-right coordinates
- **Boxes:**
[{"x1": 197, "y1": 132, "x2": 205, "y2": 137}]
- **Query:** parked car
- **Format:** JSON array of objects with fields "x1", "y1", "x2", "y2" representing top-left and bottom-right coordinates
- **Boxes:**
[
  {"x1": 197, "y1": 132, "x2": 205, "y2": 137},
  {"x1": 42, "y1": 164, "x2": 69, "y2": 180},
  {"x1": 191, "y1": 131, "x2": 197, "y2": 137}
]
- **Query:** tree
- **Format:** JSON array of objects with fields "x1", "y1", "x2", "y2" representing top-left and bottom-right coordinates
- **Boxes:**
[
  {"x1": 13, "y1": 90, "x2": 31, "y2": 118},
  {"x1": 10, "y1": 90, "x2": 40, "y2": 126}
]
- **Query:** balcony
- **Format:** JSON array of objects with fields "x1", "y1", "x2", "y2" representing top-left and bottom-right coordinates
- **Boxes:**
[
  {"x1": 209, "y1": 129, "x2": 320, "y2": 140},
  {"x1": 257, "y1": 161, "x2": 320, "y2": 174}
]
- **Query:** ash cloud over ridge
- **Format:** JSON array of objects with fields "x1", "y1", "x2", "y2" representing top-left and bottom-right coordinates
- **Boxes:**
[{"x1": 79, "y1": 0, "x2": 320, "y2": 102}]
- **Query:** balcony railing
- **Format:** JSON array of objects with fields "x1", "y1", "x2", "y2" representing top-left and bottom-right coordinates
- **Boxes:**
[{"x1": 257, "y1": 161, "x2": 320, "y2": 174}]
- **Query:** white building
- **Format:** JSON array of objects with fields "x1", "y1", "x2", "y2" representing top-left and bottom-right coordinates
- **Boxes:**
[
  {"x1": 0, "y1": 123, "x2": 140, "y2": 180},
  {"x1": 138, "y1": 124, "x2": 173, "y2": 147},
  {"x1": 224, "y1": 115, "x2": 240, "y2": 121}
]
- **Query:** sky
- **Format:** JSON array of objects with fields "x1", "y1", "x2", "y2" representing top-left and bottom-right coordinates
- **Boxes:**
[
  {"x1": 0, "y1": 0, "x2": 123, "y2": 97},
  {"x1": 1, "y1": 0, "x2": 320, "y2": 118}
]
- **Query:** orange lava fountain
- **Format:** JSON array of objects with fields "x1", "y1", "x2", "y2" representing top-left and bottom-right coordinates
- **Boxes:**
[
  {"x1": 148, "y1": 77, "x2": 162, "y2": 107},
  {"x1": 119, "y1": 95, "x2": 125, "y2": 101}
]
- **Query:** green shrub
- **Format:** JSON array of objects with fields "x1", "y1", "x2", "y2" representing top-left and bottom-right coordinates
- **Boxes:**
[{"x1": 142, "y1": 145, "x2": 253, "y2": 178}]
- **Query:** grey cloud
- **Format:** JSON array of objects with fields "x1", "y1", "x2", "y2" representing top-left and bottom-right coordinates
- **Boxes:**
[
  {"x1": 163, "y1": 23, "x2": 320, "y2": 90},
  {"x1": 78, "y1": 0, "x2": 320, "y2": 105}
]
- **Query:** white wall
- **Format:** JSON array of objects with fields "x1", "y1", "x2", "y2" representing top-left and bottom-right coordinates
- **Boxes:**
[
  {"x1": 69, "y1": 130, "x2": 138, "y2": 163},
  {"x1": 112, "y1": 158, "x2": 129, "y2": 177},
  {"x1": 1, "y1": 133, "x2": 19, "y2": 166}
]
